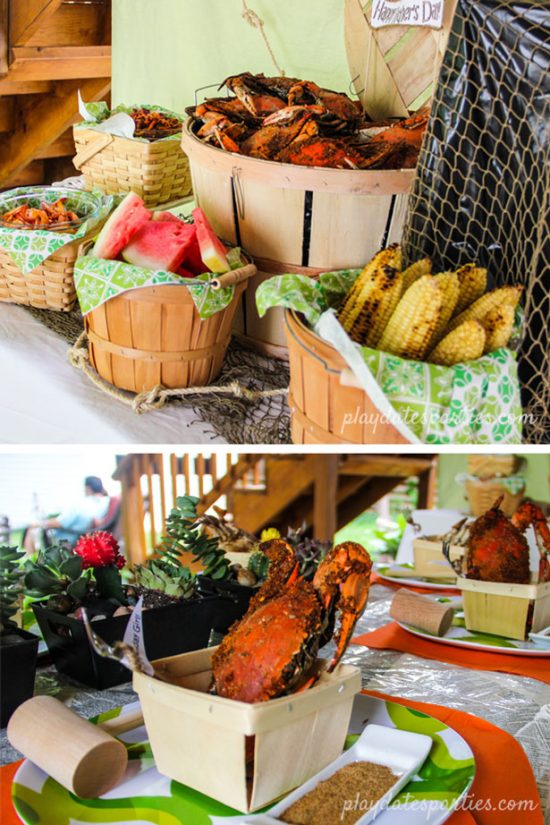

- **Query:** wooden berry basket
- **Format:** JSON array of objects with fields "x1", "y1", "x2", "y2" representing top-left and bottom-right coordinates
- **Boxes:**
[
  {"x1": 285, "y1": 309, "x2": 410, "y2": 444},
  {"x1": 458, "y1": 576, "x2": 550, "y2": 641},
  {"x1": 412, "y1": 539, "x2": 462, "y2": 580},
  {"x1": 465, "y1": 477, "x2": 525, "y2": 517},
  {"x1": 134, "y1": 646, "x2": 360, "y2": 812},
  {"x1": 0, "y1": 225, "x2": 99, "y2": 312},
  {"x1": 84, "y1": 262, "x2": 256, "y2": 393},
  {"x1": 73, "y1": 127, "x2": 192, "y2": 208}
]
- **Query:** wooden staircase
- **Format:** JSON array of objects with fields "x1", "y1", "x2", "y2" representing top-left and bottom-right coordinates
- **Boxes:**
[
  {"x1": 113, "y1": 453, "x2": 436, "y2": 564},
  {"x1": 0, "y1": 0, "x2": 111, "y2": 188}
]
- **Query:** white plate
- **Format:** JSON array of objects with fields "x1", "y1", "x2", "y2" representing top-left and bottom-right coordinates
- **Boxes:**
[
  {"x1": 376, "y1": 564, "x2": 459, "y2": 592},
  {"x1": 239, "y1": 724, "x2": 433, "y2": 825},
  {"x1": 397, "y1": 620, "x2": 550, "y2": 657}
]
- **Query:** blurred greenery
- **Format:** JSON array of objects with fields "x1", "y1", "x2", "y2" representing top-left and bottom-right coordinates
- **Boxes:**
[{"x1": 334, "y1": 511, "x2": 407, "y2": 560}]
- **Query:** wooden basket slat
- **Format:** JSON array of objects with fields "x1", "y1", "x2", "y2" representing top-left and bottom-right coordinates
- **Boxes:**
[
  {"x1": 74, "y1": 126, "x2": 193, "y2": 208},
  {"x1": 465, "y1": 479, "x2": 525, "y2": 517}
]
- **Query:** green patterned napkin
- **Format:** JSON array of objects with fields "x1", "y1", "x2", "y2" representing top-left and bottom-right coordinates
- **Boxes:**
[
  {"x1": 74, "y1": 254, "x2": 238, "y2": 320},
  {"x1": 0, "y1": 188, "x2": 113, "y2": 275},
  {"x1": 256, "y1": 270, "x2": 523, "y2": 444},
  {"x1": 76, "y1": 100, "x2": 183, "y2": 143}
]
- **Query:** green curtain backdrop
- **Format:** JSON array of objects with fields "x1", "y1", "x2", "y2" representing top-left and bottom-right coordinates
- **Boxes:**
[
  {"x1": 112, "y1": 0, "x2": 352, "y2": 112},
  {"x1": 437, "y1": 455, "x2": 550, "y2": 510}
]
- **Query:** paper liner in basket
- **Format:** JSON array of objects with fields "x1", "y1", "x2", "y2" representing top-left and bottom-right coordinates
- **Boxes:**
[{"x1": 256, "y1": 270, "x2": 523, "y2": 445}]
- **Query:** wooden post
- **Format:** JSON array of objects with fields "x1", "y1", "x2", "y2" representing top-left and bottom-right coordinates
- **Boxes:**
[
  {"x1": 0, "y1": 0, "x2": 8, "y2": 77},
  {"x1": 313, "y1": 455, "x2": 339, "y2": 541},
  {"x1": 417, "y1": 458, "x2": 437, "y2": 509}
]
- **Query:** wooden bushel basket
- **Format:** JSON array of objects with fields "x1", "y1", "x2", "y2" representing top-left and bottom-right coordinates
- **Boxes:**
[
  {"x1": 285, "y1": 310, "x2": 409, "y2": 444},
  {"x1": 0, "y1": 225, "x2": 100, "y2": 312},
  {"x1": 84, "y1": 263, "x2": 256, "y2": 393},
  {"x1": 181, "y1": 1, "x2": 456, "y2": 357},
  {"x1": 73, "y1": 127, "x2": 192, "y2": 208}
]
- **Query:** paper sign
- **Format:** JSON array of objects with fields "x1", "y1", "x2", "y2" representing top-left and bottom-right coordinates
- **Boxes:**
[
  {"x1": 370, "y1": 0, "x2": 444, "y2": 29},
  {"x1": 122, "y1": 597, "x2": 155, "y2": 676}
]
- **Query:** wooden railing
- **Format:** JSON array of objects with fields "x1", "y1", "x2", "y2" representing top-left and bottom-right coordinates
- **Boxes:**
[{"x1": 112, "y1": 453, "x2": 266, "y2": 563}]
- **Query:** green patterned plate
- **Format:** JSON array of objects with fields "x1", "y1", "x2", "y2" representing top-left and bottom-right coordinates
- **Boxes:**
[
  {"x1": 397, "y1": 620, "x2": 550, "y2": 656},
  {"x1": 12, "y1": 695, "x2": 474, "y2": 825}
]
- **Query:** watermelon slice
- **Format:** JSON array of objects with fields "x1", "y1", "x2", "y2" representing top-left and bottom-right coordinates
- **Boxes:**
[
  {"x1": 176, "y1": 264, "x2": 197, "y2": 279},
  {"x1": 152, "y1": 210, "x2": 182, "y2": 223},
  {"x1": 192, "y1": 207, "x2": 229, "y2": 274},
  {"x1": 92, "y1": 192, "x2": 151, "y2": 260},
  {"x1": 122, "y1": 221, "x2": 199, "y2": 272}
]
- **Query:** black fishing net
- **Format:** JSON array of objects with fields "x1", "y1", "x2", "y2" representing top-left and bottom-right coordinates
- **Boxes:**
[{"x1": 403, "y1": 0, "x2": 550, "y2": 443}]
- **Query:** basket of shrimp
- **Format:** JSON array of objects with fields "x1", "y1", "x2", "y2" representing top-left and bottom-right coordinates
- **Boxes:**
[
  {"x1": 73, "y1": 102, "x2": 192, "y2": 208},
  {"x1": 0, "y1": 186, "x2": 111, "y2": 311},
  {"x1": 449, "y1": 497, "x2": 550, "y2": 640},
  {"x1": 133, "y1": 539, "x2": 371, "y2": 812},
  {"x1": 256, "y1": 244, "x2": 525, "y2": 445}
]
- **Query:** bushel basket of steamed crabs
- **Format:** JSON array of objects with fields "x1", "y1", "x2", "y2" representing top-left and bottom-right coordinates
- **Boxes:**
[{"x1": 75, "y1": 193, "x2": 256, "y2": 393}]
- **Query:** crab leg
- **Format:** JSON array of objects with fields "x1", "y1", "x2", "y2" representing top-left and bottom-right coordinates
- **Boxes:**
[
  {"x1": 511, "y1": 501, "x2": 550, "y2": 582},
  {"x1": 313, "y1": 542, "x2": 372, "y2": 671}
]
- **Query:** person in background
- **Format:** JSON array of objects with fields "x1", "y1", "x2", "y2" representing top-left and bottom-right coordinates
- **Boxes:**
[{"x1": 23, "y1": 476, "x2": 110, "y2": 553}]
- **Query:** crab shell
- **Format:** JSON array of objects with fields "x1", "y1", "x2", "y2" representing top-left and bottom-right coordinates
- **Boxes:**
[{"x1": 211, "y1": 579, "x2": 324, "y2": 703}]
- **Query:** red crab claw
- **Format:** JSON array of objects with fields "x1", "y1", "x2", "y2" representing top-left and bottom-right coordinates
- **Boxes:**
[
  {"x1": 313, "y1": 542, "x2": 372, "y2": 671},
  {"x1": 244, "y1": 539, "x2": 300, "y2": 617},
  {"x1": 511, "y1": 500, "x2": 550, "y2": 582}
]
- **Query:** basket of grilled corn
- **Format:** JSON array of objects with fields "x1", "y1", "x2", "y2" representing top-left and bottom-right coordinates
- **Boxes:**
[{"x1": 256, "y1": 244, "x2": 524, "y2": 445}]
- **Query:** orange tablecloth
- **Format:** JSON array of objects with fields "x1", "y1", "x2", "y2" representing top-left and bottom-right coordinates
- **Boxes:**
[
  {"x1": 0, "y1": 760, "x2": 22, "y2": 825},
  {"x1": 354, "y1": 621, "x2": 550, "y2": 685},
  {"x1": 371, "y1": 570, "x2": 458, "y2": 595},
  {"x1": 364, "y1": 690, "x2": 543, "y2": 824}
]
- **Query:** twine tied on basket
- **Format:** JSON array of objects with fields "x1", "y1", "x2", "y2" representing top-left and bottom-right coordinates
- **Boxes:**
[
  {"x1": 68, "y1": 331, "x2": 288, "y2": 415},
  {"x1": 241, "y1": 0, "x2": 285, "y2": 76}
]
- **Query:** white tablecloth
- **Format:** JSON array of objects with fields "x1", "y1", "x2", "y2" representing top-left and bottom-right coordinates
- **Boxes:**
[{"x1": 0, "y1": 305, "x2": 226, "y2": 444}]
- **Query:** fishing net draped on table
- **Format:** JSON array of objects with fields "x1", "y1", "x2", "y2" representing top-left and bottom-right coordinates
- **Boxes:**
[{"x1": 403, "y1": 0, "x2": 550, "y2": 444}]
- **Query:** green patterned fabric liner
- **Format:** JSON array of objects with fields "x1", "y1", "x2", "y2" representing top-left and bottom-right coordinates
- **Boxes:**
[
  {"x1": 456, "y1": 472, "x2": 526, "y2": 494},
  {"x1": 75, "y1": 247, "x2": 244, "y2": 320},
  {"x1": 256, "y1": 270, "x2": 524, "y2": 445},
  {"x1": 75, "y1": 100, "x2": 183, "y2": 142},
  {"x1": 0, "y1": 188, "x2": 113, "y2": 275}
]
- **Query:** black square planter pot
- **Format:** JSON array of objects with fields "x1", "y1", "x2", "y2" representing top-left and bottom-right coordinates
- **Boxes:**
[
  {"x1": 33, "y1": 595, "x2": 216, "y2": 690},
  {"x1": 0, "y1": 628, "x2": 39, "y2": 727},
  {"x1": 197, "y1": 576, "x2": 255, "y2": 636}
]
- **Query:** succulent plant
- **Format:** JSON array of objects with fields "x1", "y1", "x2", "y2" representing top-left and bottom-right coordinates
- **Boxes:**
[
  {"x1": 286, "y1": 525, "x2": 331, "y2": 580},
  {"x1": 132, "y1": 560, "x2": 196, "y2": 608},
  {"x1": 247, "y1": 550, "x2": 270, "y2": 581},
  {"x1": 161, "y1": 495, "x2": 233, "y2": 581},
  {"x1": 24, "y1": 537, "x2": 126, "y2": 614},
  {"x1": 0, "y1": 545, "x2": 26, "y2": 633}
]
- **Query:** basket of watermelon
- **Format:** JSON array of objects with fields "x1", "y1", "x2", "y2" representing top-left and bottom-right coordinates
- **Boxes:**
[{"x1": 75, "y1": 193, "x2": 257, "y2": 393}]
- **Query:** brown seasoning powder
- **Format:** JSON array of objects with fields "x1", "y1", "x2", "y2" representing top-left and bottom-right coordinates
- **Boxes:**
[{"x1": 280, "y1": 761, "x2": 399, "y2": 825}]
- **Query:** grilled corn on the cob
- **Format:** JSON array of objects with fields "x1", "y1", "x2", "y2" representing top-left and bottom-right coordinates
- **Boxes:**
[
  {"x1": 431, "y1": 271, "x2": 460, "y2": 345},
  {"x1": 401, "y1": 257, "x2": 431, "y2": 292},
  {"x1": 480, "y1": 304, "x2": 515, "y2": 353},
  {"x1": 378, "y1": 275, "x2": 443, "y2": 361},
  {"x1": 348, "y1": 266, "x2": 403, "y2": 347},
  {"x1": 428, "y1": 320, "x2": 486, "y2": 366},
  {"x1": 454, "y1": 264, "x2": 487, "y2": 314},
  {"x1": 338, "y1": 244, "x2": 402, "y2": 329},
  {"x1": 447, "y1": 285, "x2": 522, "y2": 332}
]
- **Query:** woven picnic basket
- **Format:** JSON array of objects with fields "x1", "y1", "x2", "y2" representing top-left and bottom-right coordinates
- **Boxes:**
[
  {"x1": 465, "y1": 477, "x2": 525, "y2": 517},
  {"x1": 73, "y1": 128, "x2": 192, "y2": 208},
  {"x1": 466, "y1": 455, "x2": 521, "y2": 479}
]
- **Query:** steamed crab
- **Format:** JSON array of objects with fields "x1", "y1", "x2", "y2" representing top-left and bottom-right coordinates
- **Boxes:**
[
  {"x1": 211, "y1": 538, "x2": 372, "y2": 703},
  {"x1": 188, "y1": 72, "x2": 428, "y2": 170},
  {"x1": 444, "y1": 497, "x2": 550, "y2": 584}
]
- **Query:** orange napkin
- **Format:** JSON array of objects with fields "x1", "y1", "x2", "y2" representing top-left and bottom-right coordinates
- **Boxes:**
[
  {"x1": 372, "y1": 570, "x2": 458, "y2": 595},
  {"x1": 363, "y1": 690, "x2": 543, "y2": 824},
  {"x1": 354, "y1": 621, "x2": 550, "y2": 685},
  {"x1": 0, "y1": 760, "x2": 23, "y2": 825}
]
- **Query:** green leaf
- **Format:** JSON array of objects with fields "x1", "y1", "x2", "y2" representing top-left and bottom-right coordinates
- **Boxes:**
[
  {"x1": 60, "y1": 556, "x2": 83, "y2": 581},
  {"x1": 94, "y1": 565, "x2": 126, "y2": 604},
  {"x1": 67, "y1": 576, "x2": 89, "y2": 602},
  {"x1": 24, "y1": 568, "x2": 62, "y2": 594}
]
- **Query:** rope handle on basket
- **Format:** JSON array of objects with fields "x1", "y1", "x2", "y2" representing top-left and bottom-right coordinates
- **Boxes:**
[{"x1": 73, "y1": 133, "x2": 115, "y2": 170}]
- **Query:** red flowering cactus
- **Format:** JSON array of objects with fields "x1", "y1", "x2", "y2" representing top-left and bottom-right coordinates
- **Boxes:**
[{"x1": 74, "y1": 531, "x2": 125, "y2": 570}]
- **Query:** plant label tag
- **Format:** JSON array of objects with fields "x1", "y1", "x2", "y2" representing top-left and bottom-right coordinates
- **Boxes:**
[
  {"x1": 122, "y1": 596, "x2": 155, "y2": 676},
  {"x1": 370, "y1": 0, "x2": 444, "y2": 29}
]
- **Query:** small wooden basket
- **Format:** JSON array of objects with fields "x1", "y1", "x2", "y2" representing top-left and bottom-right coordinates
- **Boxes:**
[
  {"x1": 84, "y1": 263, "x2": 256, "y2": 393},
  {"x1": 412, "y1": 539, "x2": 462, "y2": 580},
  {"x1": 466, "y1": 455, "x2": 521, "y2": 479},
  {"x1": 458, "y1": 576, "x2": 550, "y2": 640},
  {"x1": 465, "y1": 478, "x2": 525, "y2": 517},
  {"x1": 73, "y1": 127, "x2": 192, "y2": 208},
  {"x1": 285, "y1": 309, "x2": 409, "y2": 444},
  {"x1": 134, "y1": 646, "x2": 360, "y2": 813},
  {"x1": 0, "y1": 227, "x2": 99, "y2": 312}
]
